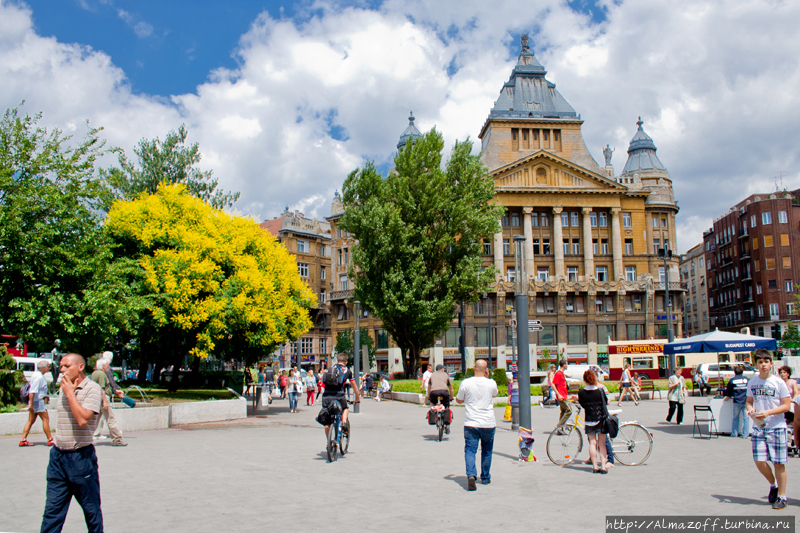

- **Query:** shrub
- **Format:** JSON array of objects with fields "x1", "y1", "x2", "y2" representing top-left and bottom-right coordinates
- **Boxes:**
[
  {"x1": 454, "y1": 372, "x2": 463, "y2": 380},
  {"x1": 0, "y1": 346, "x2": 22, "y2": 407},
  {"x1": 390, "y1": 371, "x2": 405, "y2": 380},
  {"x1": 465, "y1": 368, "x2": 474, "y2": 378},
  {"x1": 492, "y1": 368, "x2": 508, "y2": 387}
]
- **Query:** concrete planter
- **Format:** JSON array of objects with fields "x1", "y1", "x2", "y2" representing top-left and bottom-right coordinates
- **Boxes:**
[
  {"x1": 169, "y1": 398, "x2": 247, "y2": 426},
  {"x1": 389, "y1": 392, "x2": 425, "y2": 404},
  {"x1": 114, "y1": 406, "x2": 170, "y2": 432},
  {"x1": 0, "y1": 410, "x2": 46, "y2": 437}
]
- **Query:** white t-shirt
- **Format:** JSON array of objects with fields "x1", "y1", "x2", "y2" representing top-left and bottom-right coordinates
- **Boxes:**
[
  {"x1": 29, "y1": 371, "x2": 49, "y2": 401},
  {"x1": 747, "y1": 374, "x2": 790, "y2": 430},
  {"x1": 421, "y1": 370, "x2": 432, "y2": 391},
  {"x1": 456, "y1": 376, "x2": 498, "y2": 428}
]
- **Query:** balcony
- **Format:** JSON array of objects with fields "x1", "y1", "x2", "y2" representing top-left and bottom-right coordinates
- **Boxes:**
[
  {"x1": 328, "y1": 289, "x2": 354, "y2": 301},
  {"x1": 740, "y1": 252, "x2": 750, "y2": 260}
]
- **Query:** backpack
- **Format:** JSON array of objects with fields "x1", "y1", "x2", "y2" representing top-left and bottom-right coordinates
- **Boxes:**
[
  {"x1": 20, "y1": 382, "x2": 31, "y2": 404},
  {"x1": 324, "y1": 365, "x2": 346, "y2": 388}
]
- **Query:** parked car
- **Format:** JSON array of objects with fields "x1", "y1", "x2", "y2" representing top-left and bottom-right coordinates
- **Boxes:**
[
  {"x1": 12, "y1": 356, "x2": 54, "y2": 383},
  {"x1": 696, "y1": 362, "x2": 757, "y2": 381}
]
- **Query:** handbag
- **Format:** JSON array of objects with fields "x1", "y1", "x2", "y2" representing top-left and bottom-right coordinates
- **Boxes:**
[
  {"x1": 678, "y1": 377, "x2": 686, "y2": 404},
  {"x1": 270, "y1": 388, "x2": 281, "y2": 399},
  {"x1": 600, "y1": 390, "x2": 619, "y2": 438}
]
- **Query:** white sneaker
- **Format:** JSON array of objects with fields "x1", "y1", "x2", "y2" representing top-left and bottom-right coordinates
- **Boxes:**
[{"x1": 94, "y1": 435, "x2": 108, "y2": 440}]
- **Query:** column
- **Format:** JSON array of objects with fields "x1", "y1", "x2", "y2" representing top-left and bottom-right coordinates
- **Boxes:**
[
  {"x1": 611, "y1": 207, "x2": 623, "y2": 281},
  {"x1": 645, "y1": 210, "x2": 654, "y2": 256},
  {"x1": 523, "y1": 207, "x2": 535, "y2": 285},
  {"x1": 493, "y1": 224, "x2": 504, "y2": 283},
  {"x1": 582, "y1": 207, "x2": 594, "y2": 279},
  {"x1": 553, "y1": 207, "x2": 564, "y2": 279}
]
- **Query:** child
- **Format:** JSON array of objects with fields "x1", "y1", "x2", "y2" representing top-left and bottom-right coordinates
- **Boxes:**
[{"x1": 746, "y1": 348, "x2": 792, "y2": 510}]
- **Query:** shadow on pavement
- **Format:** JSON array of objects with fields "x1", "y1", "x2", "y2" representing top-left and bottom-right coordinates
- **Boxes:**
[
  {"x1": 443, "y1": 474, "x2": 469, "y2": 491},
  {"x1": 711, "y1": 494, "x2": 799, "y2": 507},
  {"x1": 647, "y1": 421, "x2": 696, "y2": 436}
]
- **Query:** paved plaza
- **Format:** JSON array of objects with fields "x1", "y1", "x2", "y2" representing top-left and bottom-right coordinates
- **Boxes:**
[{"x1": 1, "y1": 394, "x2": 799, "y2": 532}]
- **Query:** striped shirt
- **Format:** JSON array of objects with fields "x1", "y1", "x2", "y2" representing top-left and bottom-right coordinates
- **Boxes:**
[{"x1": 55, "y1": 376, "x2": 102, "y2": 450}]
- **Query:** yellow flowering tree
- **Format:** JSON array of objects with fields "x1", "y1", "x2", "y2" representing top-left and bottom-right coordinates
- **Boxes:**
[{"x1": 106, "y1": 184, "x2": 314, "y2": 383}]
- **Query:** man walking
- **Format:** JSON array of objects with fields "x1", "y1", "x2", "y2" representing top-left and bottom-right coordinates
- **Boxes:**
[
  {"x1": 19, "y1": 360, "x2": 54, "y2": 447},
  {"x1": 746, "y1": 349, "x2": 791, "y2": 510},
  {"x1": 456, "y1": 359, "x2": 498, "y2": 491},
  {"x1": 91, "y1": 358, "x2": 127, "y2": 446},
  {"x1": 724, "y1": 365, "x2": 750, "y2": 438},
  {"x1": 553, "y1": 359, "x2": 572, "y2": 433},
  {"x1": 421, "y1": 364, "x2": 433, "y2": 394},
  {"x1": 41, "y1": 353, "x2": 104, "y2": 532}
]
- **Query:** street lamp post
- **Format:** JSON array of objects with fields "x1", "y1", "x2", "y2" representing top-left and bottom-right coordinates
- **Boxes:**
[
  {"x1": 513, "y1": 235, "x2": 532, "y2": 431},
  {"x1": 459, "y1": 302, "x2": 466, "y2": 376},
  {"x1": 661, "y1": 247, "x2": 675, "y2": 373},
  {"x1": 353, "y1": 300, "x2": 361, "y2": 414},
  {"x1": 509, "y1": 302, "x2": 519, "y2": 430}
]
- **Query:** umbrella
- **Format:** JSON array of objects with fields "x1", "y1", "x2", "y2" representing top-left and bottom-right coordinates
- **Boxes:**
[{"x1": 664, "y1": 329, "x2": 777, "y2": 391}]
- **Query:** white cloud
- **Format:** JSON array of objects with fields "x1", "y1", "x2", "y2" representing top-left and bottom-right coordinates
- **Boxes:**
[{"x1": 3, "y1": 0, "x2": 800, "y2": 255}]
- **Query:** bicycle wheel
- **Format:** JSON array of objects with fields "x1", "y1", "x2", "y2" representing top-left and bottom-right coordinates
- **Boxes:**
[
  {"x1": 611, "y1": 422, "x2": 653, "y2": 466},
  {"x1": 339, "y1": 420, "x2": 350, "y2": 455},
  {"x1": 327, "y1": 422, "x2": 338, "y2": 462},
  {"x1": 437, "y1": 415, "x2": 444, "y2": 441},
  {"x1": 546, "y1": 424, "x2": 583, "y2": 465}
]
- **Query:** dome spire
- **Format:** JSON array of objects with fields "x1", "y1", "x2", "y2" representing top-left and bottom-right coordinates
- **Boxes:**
[
  {"x1": 622, "y1": 116, "x2": 666, "y2": 174},
  {"x1": 396, "y1": 111, "x2": 422, "y2": 150}
]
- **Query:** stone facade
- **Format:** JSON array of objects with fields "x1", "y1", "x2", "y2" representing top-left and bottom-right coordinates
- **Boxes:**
[{"x1": 680, "y1": 243, "x2": 710, "y2": 336}]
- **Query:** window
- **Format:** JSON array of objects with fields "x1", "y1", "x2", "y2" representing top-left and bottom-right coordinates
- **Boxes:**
[
  {"x1": 762, "y1": 212, "x2": 772, "y2": 225},
  {"x1": 561, "y1": 212, "x2": 569, "y2": 227},
  {"x1": 320, "y1": 268, "x2": 326, "y2": 280},
  {"x1": 590, "y1": 213, "x2": 597, "y2": 227},
  {"x1": 541, "y1": 213, "x2": 549, "y2": 226},
  {"x1": 757, "y1": 283, "x2": 762, "y2": 294},
  {"x1": 625, "y1": 266, "x2": 636, "y2": 281},
  {"x1": 596, "y1": 266, "x2": 608, "y2": 281},
  {"x1": 320, "y1": 338, "x2": 327, "y2": 354},
  {"x1": 344, "y1": 248, "x2": 349, "y2": 264},
  {"x1": 652, "y1": 216, "x2": 659, "y2": 228},
  {"x1": 597, "y1": 325, "x2": 615, "y2": 344},
  {"x1": 537, "y1": 267, "x2": 549, "y2": 282},
  {"x1": 789, "y1": 303, "x2": 796, "y2": 315},
  {"x1": 659, "y1": 266, "x2": 665, "y2": 283},
  {"x1": 567, "y1": 266, "x2": 579, "y2": 281},
  {"x1": 319, "y1": 290, "x2": 325, "y2": 302},
  {"x1": 770, "y1": 303, "x2": 780, "y2": 317},
  {"x1": 511, "y1": 212, "x2": 520, "y2": 227},
  {"x1": 563, "y1": 239, "x2": 570, "y2": 255},
  {"x1": 755, "y1": 260, "x2": 760, "y2": 271},
  {"x1": 624, "y1": 239, "x2": 633, "y2": 255},
  {"x1": 764, "y1": 235, "x2": 773, "y2": 247},
  {"x1": 571, "y1": 212, "x2": 579, "y2": 227},
  {"x1": 753, "y1": 238, "x2": 758, "y2": 250},
  {"x1": 751, "y1": 214, "x2": 757, "y2": 228},
  {"x1": 601, "y1": 239, "x2": 609, "y2": 254},
  {"x1": 599, "y1": 212, "x2": 607, "y2": 227},
  {"x1": 297, "y1": 240, "x2": 308, "y2": 253},
  {"x1": 506, "y1": 268, "x2": 515, "y2": 283},
  {"x1": 572, "y1": 240, "x2": 580, "y2": 255},
  {"x1": 758, "y1": 305, "x2": 764, "y2": 317},
  {"x1": 502, "y1": 213, "x2": 509, "y2": 227},
  {"x1": 781, "y1": 233, "x2": 789, "y2": 246},
  {"x1": 626, "y1": 324, "x2": 644, "y2": 340},
  {"x1": 298, "y1": 263, "x2": 309, "y2": 277},
  {"x1": 337, "y1": 227, "x2": 342, "y2": 238},
  {"x1": 568, "y1": 326, "x2": 586, "y2": 345},
  {"x1": 779, "y1": 211, "x2": 788, "y2": 223},
  {"x1": 592, "y1": 239, "x2": 598, "y2": 255},
  {"x1": 483, "y1": 242, "x2": 491, "y2": 255},
  {"x1": 622, "y1": 212, "x2": 632, "y2": 227},
  {"x1": 320, "y1": 244, "x2": 327, "y2": 256},
  {"x1": 662, "y1": 217, "x2": 667, "y2": 227},
  {"x1": 377, "y1": 330, "x2": 389, "y2": 349},
  {"x1": 786, "y1": 281, "x2": 794, "y2": 292},
  {"x1": 766, "y1": 257, "x2": 775, "y2": 270},
  {"x1": 783, "y1": 256, "x2": 791, "y2": 268},
  {"x1": 768, "y1": 279, "x2": 777, "y2": 289},
  {"x1": 653, "y1": 239, "x2": 660, "y2": 254},
  {"x1": 338, "y1": 249, "x2": 343, "y2": 265},
  {"x1": 533, "y1": 239, "x2": 540, "y2": 255},
  {"x1": 531, "y1": 213, "x2": 539, "y2": 226},
  {"x1": 503, "y1": 238, "x2": 511, "y2": 255},
  {"x1": 538, "y1": 326, "x2": 555, "y2": 346},
  {"x1": 543, "y1": 239, "x2": 551, "y2": 255},
  {"x1": 301, "y1": 337, "x2": 313, "y2": 354},
  {"x1": 339, "y1": 275, "x2": 348, "y2": 291}
]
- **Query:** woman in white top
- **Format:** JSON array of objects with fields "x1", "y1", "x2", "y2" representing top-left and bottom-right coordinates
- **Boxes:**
[
  {"x1": 541, "y1": 364, "x2": 556, "y2": 407},
  {"x1": 304, "y1": 370, "x2": 317, "y2": 406},
  {"x1": 287, "y1": 369, "x2": 303, "y2": 413},
  {"x1": 617, "y1": 364, "x2": 639, "y2": 406},
  {"x1": 777, "y1": 366, "x2": 799, "y2": 426}
]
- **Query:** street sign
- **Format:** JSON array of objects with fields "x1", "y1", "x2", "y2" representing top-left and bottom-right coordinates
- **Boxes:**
[
  {"x1": 528, "y1": 319, "x2": 541, "y2": 326},
  {"x1": 528, "y1": 325, "x2": 544, "y2": 332},
  {"x1": 509, "y1": 318, "x2": 517, "y2": 327}
]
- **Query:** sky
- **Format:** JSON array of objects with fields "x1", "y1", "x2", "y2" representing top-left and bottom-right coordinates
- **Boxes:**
[{"x1": 2, "y1": 0, "x2": 800, "y2": 254}]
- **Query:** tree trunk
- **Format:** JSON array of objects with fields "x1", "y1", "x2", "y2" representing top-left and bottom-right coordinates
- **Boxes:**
[{"x1": 402, "y1": 347, "x2": 420, "y2": 379}]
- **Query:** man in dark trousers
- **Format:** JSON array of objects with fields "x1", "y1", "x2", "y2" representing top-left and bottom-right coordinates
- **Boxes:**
[
  {"x1": 723, "y1": 364, "x2": 750, "y2": 438},
  {"x1": 41, "y1": 353, "x2": 104, "y2": 532}
]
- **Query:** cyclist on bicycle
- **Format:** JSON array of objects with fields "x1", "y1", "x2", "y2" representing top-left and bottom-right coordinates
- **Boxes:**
[
  {"x1": 426, "y1": 365, "x2": 454, "y2": 433},
  {"x1": 322, "y1": 353, "x2": 360, "y2": 438}
]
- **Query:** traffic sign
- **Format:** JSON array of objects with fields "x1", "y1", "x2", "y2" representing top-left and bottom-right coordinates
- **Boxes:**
[
  {"x1": 528, "y1": 325, "x2": 544, "y2": 332},
  {"x1": 509, "y1": 318, "x2": 517, "y2": 327},
  {"x1": 528, "y1": 320, "x2": 541, "y2": 326}
]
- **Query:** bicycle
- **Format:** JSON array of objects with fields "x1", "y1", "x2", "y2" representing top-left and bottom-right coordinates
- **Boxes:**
[
  {"x1": 326, "y1": 400, "x2": 352, "y2": 463},
  {"x1": 546, "y1": 404, "x2": 653, "y2": 466},
  {"x1": 431, "y1": 403, "x2": 447, "y2": 441}
]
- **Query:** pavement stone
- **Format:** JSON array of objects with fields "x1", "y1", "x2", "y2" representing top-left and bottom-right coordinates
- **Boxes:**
[{"x1": 1, "y1": 394, "x2": 798, "y2": 532}]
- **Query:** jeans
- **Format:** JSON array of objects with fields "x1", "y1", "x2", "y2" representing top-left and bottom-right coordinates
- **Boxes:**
[
  {"x1": 41, "y1": 445, "x2": 103, "y2": 533},
  {"x1": 731, "y1": 402, "x2": 750, "y2": 438},
  {"x1": 464, "y1": 426, "x2": 495, "y2": 482},
  {"x1": 667, "y1": 401, "x2": 684, "y2": 424},
  {"x1": 605, "y1": 435, "x2": 615, "y2": 465},
  {"x1": 288, "y1": 392, "x2": 299, "y2": 410}
]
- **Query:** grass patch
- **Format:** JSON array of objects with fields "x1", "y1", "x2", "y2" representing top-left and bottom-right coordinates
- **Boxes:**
[
  {"x1": 0, "y1": 404, "x2": 21, "y2": 414},
  {"x1": 128, "y1": 389, "x2": 236, "y2": 402}
]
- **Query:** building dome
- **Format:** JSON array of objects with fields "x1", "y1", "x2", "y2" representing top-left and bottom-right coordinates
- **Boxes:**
[
  {"x1": 622, "y1": 117, "x2": 667, "y2": 174},
  {"x1": 396, "y1": 112, "x2": 422, "y2": 150}
]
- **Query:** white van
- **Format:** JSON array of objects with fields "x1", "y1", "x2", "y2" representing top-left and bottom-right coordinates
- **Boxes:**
[
  {"x1": 563, "y1": 364, "x2": 608, "y2": 382},
  {"x1": 12, "y1": 356, "x2": 54, "y2": 383},
  {"x1": 697, "y1": 362, "x2": 757, "y2": 381}
]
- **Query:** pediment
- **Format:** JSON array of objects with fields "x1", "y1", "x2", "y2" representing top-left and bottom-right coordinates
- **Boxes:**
[{"x1": 491, "y1": 150, "x2": 625, "y2": 192}]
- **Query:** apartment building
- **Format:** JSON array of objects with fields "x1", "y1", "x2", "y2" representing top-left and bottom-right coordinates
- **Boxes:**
[{"x1": 680, "y1": 243, "x2": 710, "y2": 336}]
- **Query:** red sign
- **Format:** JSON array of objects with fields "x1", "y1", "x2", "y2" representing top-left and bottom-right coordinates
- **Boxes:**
[{"x1": 608, "y1": 344, "x2": 664, "y2": 355}]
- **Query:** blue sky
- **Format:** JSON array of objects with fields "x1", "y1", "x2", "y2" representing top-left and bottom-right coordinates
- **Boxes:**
[{"x1": 3, "y1": 0, "x2": 800, "y2": 253}]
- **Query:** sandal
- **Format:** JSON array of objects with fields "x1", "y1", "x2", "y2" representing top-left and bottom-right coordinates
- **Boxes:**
[
  {"x1": 46, "y1": 439, "x2": 55, "y2": 446},
  {"x1": 19, "y1": 440, "x2": 34, "y2": 447},
  {"x1": 634, "y1": 401, "x2": 640, "y2": 406}
]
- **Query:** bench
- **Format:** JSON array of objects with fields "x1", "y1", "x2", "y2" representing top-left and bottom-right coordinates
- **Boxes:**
[
  {"x1": 567, "y1": 383, "x2": 581, "y2": 395},
  {"x1": 689, "y1": 377, "x2": 725, "y2": 396},
  {"x1": 540, "y1": 384, "x2": 557, "y2": 405},
  {"x1": 636, "y1": 379, "x2": 662, "y2": 400}
]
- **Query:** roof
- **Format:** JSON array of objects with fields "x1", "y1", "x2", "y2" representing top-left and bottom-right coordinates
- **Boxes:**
[
  {"x1": 259, "y1": 217, "x2": 283, "y2": 237},
  {"x1": 396, "y1": 112, "x2": 422, "y2": 150},
  {"x1": 487, "y1": 35, "x2": 578, "y2": 121},
  {"x1": 622, "y1": 117, "x2": 667, "y2": 174}
]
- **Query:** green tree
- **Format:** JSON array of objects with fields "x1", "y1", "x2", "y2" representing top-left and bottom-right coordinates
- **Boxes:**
[
  {"x1": 334, "y1": 328, "x2": 376, "y2": 369},
  {"x1": 779, "y1": 321, "x2": 800, "y2": 357},
  {"x1": 0, "y1": 105, "x2": 139, "y2": 353},
  {"x1": 341, "y1": 129, "x2": 502, "y2": 378},
  {"x1": 0, "y1": 345, "x2": 22, "y2": 407},
  {"x1": 104, "y1": 124, "x2": 239, "y2": 210}
]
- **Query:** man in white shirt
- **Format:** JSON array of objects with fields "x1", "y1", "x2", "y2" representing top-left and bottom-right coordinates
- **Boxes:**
[
  {"x1": 421, "y1": 364, "x2": 433, "y2": 394},
  {"x1": 746, "y1": 349, "x2": 791, "y2": 510},
  {"x1": 456, "y1": 359, "x2": 498, "y2": 491},
  {"x1": 20, "y1": 359, "x2": 54, "y2": 446}
]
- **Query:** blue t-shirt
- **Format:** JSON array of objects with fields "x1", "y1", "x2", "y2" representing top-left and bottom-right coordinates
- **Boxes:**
[{"x1": 725, "y1": 375, "x2": 749, "y2": 404}]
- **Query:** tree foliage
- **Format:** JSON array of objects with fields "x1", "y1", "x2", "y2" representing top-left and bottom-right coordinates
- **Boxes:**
[
  {"x1": 104, "y1": 124, "x2": 239, "y2": 210},
  {"x1": 779, "y1": 320, "x2": 800, "y2": 357},
  {"x1": 341, "y1": 129, "x2": 502, "y2": 377},
  {"x1": 334, "y1": 328, "x2": 376, "y2": 369},
  {"x1": 105, "y1": 184, "x2": 315, "y2": 379},
  {"x1": 0, "y1": 105, "x2": 138, "y2": 353}
]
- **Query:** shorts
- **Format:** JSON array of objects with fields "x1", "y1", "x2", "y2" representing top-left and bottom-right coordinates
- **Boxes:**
[
  {"x1": 32, "y1": 398, "x2": 46, "y2": 414},
  {"x1": 584, "y1": 422, "x2": 603, "y2": 435},
  {"x1": 751, "y1": 427, "x2": 788, "y2": 464},
  {"x1": 322, "y1": 396, "x2": 348, "y2": 413}
]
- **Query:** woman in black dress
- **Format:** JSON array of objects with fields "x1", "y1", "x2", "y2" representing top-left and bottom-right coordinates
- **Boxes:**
[{"x1": 578, "y1": 369, "x2": 609, "y2": 474}]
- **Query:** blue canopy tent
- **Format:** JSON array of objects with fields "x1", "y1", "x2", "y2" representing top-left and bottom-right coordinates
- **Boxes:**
[{"x1": 664, "y1": 329, "x2": 777, "y2": 389}]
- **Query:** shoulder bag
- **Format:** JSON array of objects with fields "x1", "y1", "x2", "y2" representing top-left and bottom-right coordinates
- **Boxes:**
[
  {"x1": 600, "y1": 390, "x2": 619, "y2": 438},
  {"x1": 678, "y1": 377, "x2": 686, "y2": 404}
]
